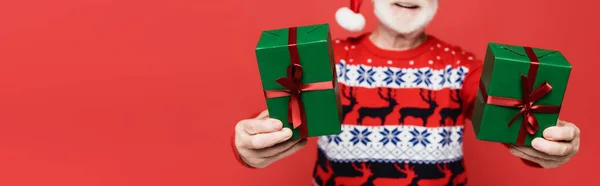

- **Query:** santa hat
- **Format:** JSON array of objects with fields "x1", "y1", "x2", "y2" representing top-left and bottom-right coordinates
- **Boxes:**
[{"x1": 335, "y1": 0, "x2": 366, "y2": 32}]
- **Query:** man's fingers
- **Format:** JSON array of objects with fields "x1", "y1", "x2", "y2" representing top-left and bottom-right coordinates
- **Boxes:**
[
  {"x1": 265, "y1": 139, "x2": 308, "y2": 163},
  {"x1": 511, "y1": 144, "x2": 564, "y2": 161},
  {"x1": 543, "y1": 125, "x2": 577, "y2": 141},
  {"x1": 509, "y1": 146, "x2": 545, "y2": 163},
  {"x1": 241, "y1": 118, "x2": 283, "y2": 135},
  {"x1": 245, "y1": 128, "x2": 293, "y2": 149},
  {"x1": 509, "y1": 146, "x2": 563, "y2": 169},
  {"x1": 531, "y1": 137, "x2": 574, "y2": 157},
  {"x1": 254, "y1": 138, "x2": 304, "y2": 158}
]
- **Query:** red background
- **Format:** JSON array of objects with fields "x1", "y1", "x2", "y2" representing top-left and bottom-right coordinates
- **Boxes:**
[{"x1": 0, "y1": 0, "x2": 598, "y2": 185}]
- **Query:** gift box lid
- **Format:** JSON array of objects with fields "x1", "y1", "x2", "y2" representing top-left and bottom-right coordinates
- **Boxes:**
[
  {"x1": 255, "y1": 24, "x2": 330, "y2": 50},
  {"x1": 487, "y1": 42, "x2": 571, "y2": 68}
]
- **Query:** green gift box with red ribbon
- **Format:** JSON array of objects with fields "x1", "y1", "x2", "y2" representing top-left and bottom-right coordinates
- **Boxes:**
[
  {"x1": 254, "y1": 24, "x2": 342, "y2": 139},
  {"x1": 471, "y1": 42, "x2": 572, "y2": 146}
]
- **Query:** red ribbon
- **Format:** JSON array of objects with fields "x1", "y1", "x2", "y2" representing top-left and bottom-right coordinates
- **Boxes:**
[
  {"x1": 263, "y1": 27, "x2": 334, "y2": 138},
  {"x1": 479, "y1": 47, "x2": 561, "y2": 145}
]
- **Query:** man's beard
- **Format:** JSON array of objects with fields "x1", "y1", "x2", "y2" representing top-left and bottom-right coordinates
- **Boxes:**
[{"x1": 373, "y1": 1, "x2": 438, "y2": 34}]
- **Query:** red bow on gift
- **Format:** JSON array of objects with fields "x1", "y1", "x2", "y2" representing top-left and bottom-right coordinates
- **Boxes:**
[
  {"x1": 480, "y1": 76, "x2": 561, "y2": 142},
  {"x1": 265, "y1": 64, "x2": 333, "y2": 129}
]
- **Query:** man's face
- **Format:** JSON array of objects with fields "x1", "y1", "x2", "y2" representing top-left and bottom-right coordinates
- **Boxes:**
[{"x1": 373, "y1": 0, "x2": 439, "y2": 34}]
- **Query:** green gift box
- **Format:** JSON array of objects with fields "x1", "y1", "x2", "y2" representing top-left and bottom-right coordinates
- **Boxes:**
[
  {"x1": 254, "y1": 23, "x2": 342, "y2": 139},
  {"x1": 471, "y1": 42, "x2": 572, "y2": 146}
]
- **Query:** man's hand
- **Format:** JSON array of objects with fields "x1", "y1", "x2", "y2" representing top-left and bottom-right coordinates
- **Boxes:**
[
  {"x1": 234, "y1": 110, "x2": 308, "y2": 168},
  {"x1": 509, "y1": 119, "x2": 580, "y2": 168}
]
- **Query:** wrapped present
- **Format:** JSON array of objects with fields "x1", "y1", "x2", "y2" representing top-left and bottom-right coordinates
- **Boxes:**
[
  {"x1": 254, "y1": 23, "x2": 342, "y2": 139},
  {"x1": 471, "y1": 42, "x2": 572, "y2": 146}
]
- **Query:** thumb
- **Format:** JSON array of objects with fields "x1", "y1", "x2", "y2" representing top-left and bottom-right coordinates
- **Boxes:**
[{"x1": 255, "y1": 110, "x2": 269, "y2": 119}]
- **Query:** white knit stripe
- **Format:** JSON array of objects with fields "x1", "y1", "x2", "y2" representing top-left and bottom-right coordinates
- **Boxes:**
[
  {"x1": 336, "y1": 60, "x2": 469, "y2": 90},
  {"x1": 318, "y1": 125, "x2": 464, "y2": 164}
]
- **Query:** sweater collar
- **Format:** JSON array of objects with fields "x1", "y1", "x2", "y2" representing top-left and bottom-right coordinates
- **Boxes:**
[{"x1": 358, "y1": 33, "x2": 437, "y2": 60}]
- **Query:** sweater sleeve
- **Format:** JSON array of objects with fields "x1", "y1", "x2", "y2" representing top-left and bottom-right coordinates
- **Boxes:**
[
  {"x1": 461, "y1": 64, "x2": 482, "y2": 122},
  {"x1": 458, "y1": 50, "x2": 483, "y2": 122}
]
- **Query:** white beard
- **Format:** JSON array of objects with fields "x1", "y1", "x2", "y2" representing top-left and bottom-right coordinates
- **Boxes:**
[{"x1": 373, "y1": 0, "x2": 439, "y2": 34}]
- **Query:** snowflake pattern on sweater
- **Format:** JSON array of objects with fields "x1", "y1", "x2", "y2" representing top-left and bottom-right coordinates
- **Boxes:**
[{"x1": 312, "y1": 34, "x2": 483, "y2": 186}]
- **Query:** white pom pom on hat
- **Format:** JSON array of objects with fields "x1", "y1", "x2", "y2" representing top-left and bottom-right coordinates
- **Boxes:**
[{"x1": 335, "y1": 0, "x2": 365, "y2": 32}]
